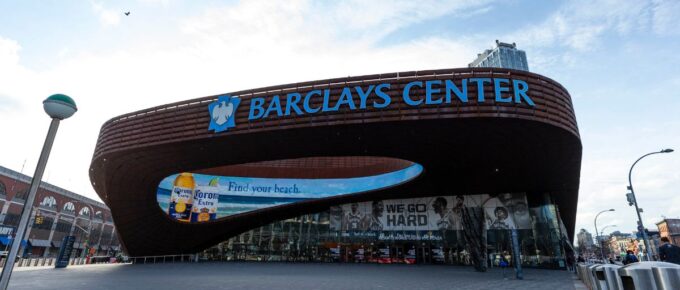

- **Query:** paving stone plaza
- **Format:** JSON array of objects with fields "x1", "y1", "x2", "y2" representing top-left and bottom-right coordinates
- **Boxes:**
[{"x1": 9, "y1": 263, "x2": 584, "y2": 290}]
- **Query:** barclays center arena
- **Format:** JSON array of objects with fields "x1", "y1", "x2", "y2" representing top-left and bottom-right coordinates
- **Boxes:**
[{"x1": 89, "y1": 67, "x2": 581, "y2": 270}]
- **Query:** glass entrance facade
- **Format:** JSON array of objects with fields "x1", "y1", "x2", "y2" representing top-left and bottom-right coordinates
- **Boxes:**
[{"x1": 200, "y1": 193, "x2": 570, "y2": 269}]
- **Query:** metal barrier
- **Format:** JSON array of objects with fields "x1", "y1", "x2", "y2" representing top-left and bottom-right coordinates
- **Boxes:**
[
  {"x1": 595, "y1": 264, "x2": 622, "y2": 290},
  {"x1": 591, "y1": 264, "x2": 607, "y2": 290},
  {"x1": 618, "y1": 262, "x2": 680, "y2": 290},
  {"x1": 587, "y1": 264, "x2": 602, "y2": 289},
  {"x1": 651, "y1": 263, "x2": 680, "y2": 290},
  {"x1": 129, "y1": 255, "x2": 195, "y2": 264},
  {"x1": 0, "y1": 257, "x2": 112, "y2": 269}
]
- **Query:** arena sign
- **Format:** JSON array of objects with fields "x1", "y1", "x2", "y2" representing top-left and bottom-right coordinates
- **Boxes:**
[{"x1": 208, "y1": 77, "x2": 534, "y2": 133}]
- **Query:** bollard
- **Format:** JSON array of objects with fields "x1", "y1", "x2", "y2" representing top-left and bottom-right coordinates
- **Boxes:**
[
  {"x1": 601, "y1": 264, "x2": 623, "y2": 290},
  {"x1": 578, "y1": 263, "x2": 588, "y2": 282},
  {"x1": 595, "y1": 264, "x2": 623, "y2": 290},
  {"x1": 651, "y1": 264, "x2": 680, "y2": 290},
  {"x1": 593, "y1": 265, "x2": 609, "y2": 290},
  {"x1": 618, "y1": 261, "x2": 678, "y2": 290},
  {"x1": 587, "y1": 264, "x2": 602, "y2": 289},
  {"x1": 577, "y1": 264, "x2": 588, "y2": 286}
]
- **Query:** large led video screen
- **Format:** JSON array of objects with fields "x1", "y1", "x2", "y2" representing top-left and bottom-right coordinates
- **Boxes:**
[{"x1": 157, "y1": 164, "x2": 423, "y2": 223}]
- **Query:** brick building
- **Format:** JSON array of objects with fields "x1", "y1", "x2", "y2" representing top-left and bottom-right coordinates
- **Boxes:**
[
  {"x1": 0, "y1": 166, "x2": 120, "y2": 258},
  {"x1": 656, "y1": 218, "x2": 680, "y2": 245}
]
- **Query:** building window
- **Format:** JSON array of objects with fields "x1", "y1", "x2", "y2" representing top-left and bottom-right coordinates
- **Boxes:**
[
  {"x1": 39, "y1": 196, "x2": 58, "y2": 209},
  {"x1": 62, "y1": 202, "x2": 76, "y2": 215},
  {"x1": 14, "y1": 189, "x2": 28, "y2": 201},
  {"x1": 79, "y1": 207, "x2": 91, "y2": 218},
  {"x1": 0, "y1": 182, "x2": 6, "y2": 197},
  {"x1": 56, "y1": 221, "x2": 72, "y2": 233},
  {"x1": 4, "y1": 214, "x2": 20, "y2": 227}
]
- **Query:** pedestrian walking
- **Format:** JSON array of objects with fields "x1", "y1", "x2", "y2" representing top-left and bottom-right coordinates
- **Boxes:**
[
  {"x1": 566, "y1": 254, "x2": 575, "y2": 272},
  {"x1": 499, "y1": 254, "x2": 510, "y2": 279},
  {"x1": 659, "y1": 237, "x2": 680, "y2": 264}
]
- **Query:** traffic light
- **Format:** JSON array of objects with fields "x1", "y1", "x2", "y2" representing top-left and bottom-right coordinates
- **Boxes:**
[
  {"x1": 626, "y1": 188, "x2": 635, "y2": 206},
  {"x1": 34, "y1": 215, "x2": 44, "y2": 225}
]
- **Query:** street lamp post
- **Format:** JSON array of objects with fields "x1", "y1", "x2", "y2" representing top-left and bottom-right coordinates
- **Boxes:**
[
  {"x1": 628, "y1": 149, "x2": 674, "y2": 261},
  {"x1": 0, "y1": 94, "x2": 76, "y2": 290},
  {"x1": 594, "y1": 209, "x2": 615, "y2": 263}
]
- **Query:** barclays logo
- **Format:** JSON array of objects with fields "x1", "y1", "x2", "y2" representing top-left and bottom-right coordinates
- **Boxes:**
[{"x1": 208, "y1": 95, "x2": 241, "y2": 133}]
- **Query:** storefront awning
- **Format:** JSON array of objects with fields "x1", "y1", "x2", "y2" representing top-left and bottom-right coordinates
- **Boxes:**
[
  {"x1": 0, "y1": 236, "x2": 27, "y2": 247},
  {"x1": 29, "y1": 239, "x2": 51, "y2": 248}
]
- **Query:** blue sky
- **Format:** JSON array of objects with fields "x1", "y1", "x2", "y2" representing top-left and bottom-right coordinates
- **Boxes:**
[{"x1": 1, "y1": 0, "x2": 679, "y2": 239}]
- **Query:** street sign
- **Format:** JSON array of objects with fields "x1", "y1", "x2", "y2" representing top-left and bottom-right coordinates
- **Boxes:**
[{"x1": 55, "y1": 235, "x2": 75, "y2": 268}]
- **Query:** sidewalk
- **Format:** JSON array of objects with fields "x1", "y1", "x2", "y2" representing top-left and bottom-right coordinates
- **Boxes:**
[
  {"x1": 572, "y1": 274, "x2": 587, "y2": 290},
  {"x1": 8, "y1": 262, "x2": 583, "y2": 290}
]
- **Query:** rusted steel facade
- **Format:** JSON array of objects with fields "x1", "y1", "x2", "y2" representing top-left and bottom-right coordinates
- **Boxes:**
[{"x1": 90, "y1": 68, "x2": 581, "y2": 256}]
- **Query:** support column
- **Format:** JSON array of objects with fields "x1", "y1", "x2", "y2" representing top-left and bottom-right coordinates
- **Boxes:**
[
  {"x1": 94, "y1": 222, "x2": 104, "y2": 252},
  {"x1": 68, "y1": 216, "x2": 77, "y2": 236},
  {"x1": 0, "y1": 200, "x2": 12, "y2": 224},
  {"x1": 44, "y1": 212, "x2": 60, "y2": 257}
]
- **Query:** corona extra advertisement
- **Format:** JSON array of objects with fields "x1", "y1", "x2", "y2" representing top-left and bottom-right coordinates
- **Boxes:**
[
  {"x1": 167, "y1": 173, "x2": 195, "y2": 222},
  {"x1": 158, "y1": 164, "x2": 423, "y2": 223}
]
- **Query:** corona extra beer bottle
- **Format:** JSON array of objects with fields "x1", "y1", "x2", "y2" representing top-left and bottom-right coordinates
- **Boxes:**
[
  {"x1": 168, "y1": 172, "x2": 195, "y2": 222},
  {"x1": 191, "y1": 177, "x2": 219, "y2": 223}
]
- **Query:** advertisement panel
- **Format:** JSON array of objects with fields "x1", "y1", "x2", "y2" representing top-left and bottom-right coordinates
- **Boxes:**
[
  {"x1": 157, "y1": 164, "x2": 422, "y2": 222},
  {"x1": 55, "y1": 235, "x2": 75, "y2": 268},
  {"x1": 329, "y1": 193, "x2": 531, "y2": 233}
]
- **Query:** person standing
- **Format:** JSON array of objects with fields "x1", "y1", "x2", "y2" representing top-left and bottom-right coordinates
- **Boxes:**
[
  {"x1": 659, "y1": 237, "x2": 680, "y2": 264},
  {"x1": 623, "y1": 250, "x2": 638, "y2": 265}
]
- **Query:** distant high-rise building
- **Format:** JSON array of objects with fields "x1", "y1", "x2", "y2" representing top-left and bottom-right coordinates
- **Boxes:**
[
  {"x1": 577, "y1": 229, "x2": 594, "y2": 250},
  {"x1": 469, "y1": 40, "x2": 529, "y2": 71}
]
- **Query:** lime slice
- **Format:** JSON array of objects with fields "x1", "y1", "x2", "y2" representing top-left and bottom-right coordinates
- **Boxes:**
[{"x1": 209, "y1": 177, "x2": 220, "y2": 187}]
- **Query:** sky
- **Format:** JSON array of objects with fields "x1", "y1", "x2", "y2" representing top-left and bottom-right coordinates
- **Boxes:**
[{"x1": 1, "y1": 0, "x2": 679, "y2": 240}]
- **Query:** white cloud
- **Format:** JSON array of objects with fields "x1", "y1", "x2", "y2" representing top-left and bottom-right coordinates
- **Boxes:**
[
  {"x1": 0, "y1": 0, "x2": 493, "y2": 201},
  {"x1": 0, "y1": 35, "x2": 42, "y2": 111},
  {"x1": 0, "y1": 36, "x2": 20, "y2": 67},
  {"x1": 91, "y1": 1, "x2": 121, "y2": 27},
  {"x1": 651, "y1": 0, "x2": 680, "y2": 35},
  {"x1": 510, "y1": 1, "x2": 657, "y2": 53}
]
